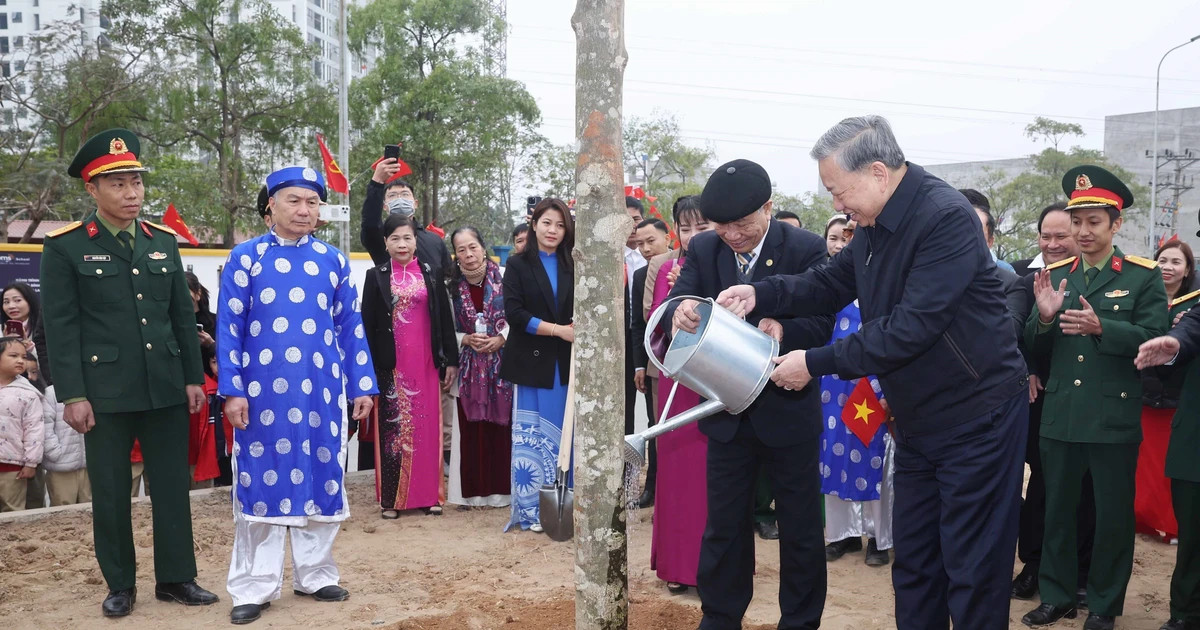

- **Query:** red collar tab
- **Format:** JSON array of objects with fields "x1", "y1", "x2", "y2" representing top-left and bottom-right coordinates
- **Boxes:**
[
  {"x1": 1111, "y1": 256, "x2": 1123, "y2": 272},
  {"x1": 140, "y1": 221, "x2": 153, "y2": 238},
  {"x1": 1069, "y1": 258, "x2": 1080, "y2": 273},
  {"x1": 85, "y1": 222, "x2": 100, "y2": 238}
]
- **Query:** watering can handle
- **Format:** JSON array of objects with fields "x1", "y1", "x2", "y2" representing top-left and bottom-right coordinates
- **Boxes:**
[{"x1": 643, "y1": 294, "x2": 709, "y2": 379}]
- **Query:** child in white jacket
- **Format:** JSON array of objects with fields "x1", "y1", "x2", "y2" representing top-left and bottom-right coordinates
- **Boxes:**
[
  {"x1": 41, "y1": 384, "x2": 89, "y2": 505},
  {"x1": 0, "y1": 337, "x2": 45, "y2": 511}
]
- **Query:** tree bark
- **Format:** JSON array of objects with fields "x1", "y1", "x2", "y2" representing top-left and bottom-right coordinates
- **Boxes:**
[{"x1": 571, "y1": 1, "x2": 628, "y2": 629}]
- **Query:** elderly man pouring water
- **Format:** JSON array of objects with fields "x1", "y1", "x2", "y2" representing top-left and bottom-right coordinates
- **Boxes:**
[
  {"x1": 662, "y1": 158, "x2": 832, "y2": 630},
  {"x1": 712, "y1": 116, "x2": 1029, "y2": 630}
]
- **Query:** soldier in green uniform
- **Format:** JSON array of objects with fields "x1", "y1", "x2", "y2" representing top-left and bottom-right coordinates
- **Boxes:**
[
  {"x1": 39, "y1": 129, "x2": 219, "y2": 617},
  {"x1": 1136, "y1": 304, "x2": 1200, "y2": 630},
  {"x1": 1020, "y1": 165, "x2": 1169, "y2": 630}
]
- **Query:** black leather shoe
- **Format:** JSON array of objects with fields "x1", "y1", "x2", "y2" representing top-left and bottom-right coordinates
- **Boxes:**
[
  {"x1": 1011, "y1": 564, "x2": 1038, "y2": 600},
  {"x1": 754, "y1": 521, "x2": 780, "y2": 540},
  {"x1": 824, "y1": 536, "x2": 863, "y2": 561},
  {"x1": 155, "y1": 580, "x2": 219, "y2": 606},
  {"x1": 1159, "y1": 619, "x2": 1191, "y2": 630},
  {"x1": 1083, "y1": 614, "x2": 1115, "y2": 630},
  {"x1": 1021, "y1": 603, "x2": 1077, "y2": 627},
  {"x1": 231, "y1": 601, "x2": 270, "y2": 625},
  {"x1": 637, "y1": 487, "x2": 655, "y2": 509},
  {"x1": 294, "y1": 585, "x2": 349, "y2": 602},
  {"x1": 1076, "y1": 588, "x2": 1089, "y2": 610},
  {"x1": 102, "y1": 588, "x2": 136, "y2": 617},
  {"x1": 864, "y1": 538, "x2": 890, "y2": 567}
]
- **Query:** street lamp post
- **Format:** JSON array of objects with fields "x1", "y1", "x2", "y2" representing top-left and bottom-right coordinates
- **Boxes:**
[{"x1": 1150, "y1": 34, "x2": 1200, "y2": 247}]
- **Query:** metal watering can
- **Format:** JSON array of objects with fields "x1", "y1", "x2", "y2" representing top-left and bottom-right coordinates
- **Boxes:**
[{"x1": 622, "y1": 295, "x2": 779, "y2": 467}]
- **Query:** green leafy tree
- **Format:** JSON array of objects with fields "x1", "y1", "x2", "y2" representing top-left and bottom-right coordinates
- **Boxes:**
[
  {"x1": 956, "y1": 119, "x2": 1147, "y2": 261},
  {"x1": 118, "y1": 0, "x2": 336, "y2": 245},
  {"x1": 0, "y1": 15, "x2": 155, "y2": 240},
  {"x1": 347, "y1": 0, "x2": 541, "y2": 245},
  {"x1": 771, "y1": 190, "x2": 838, "y2": 234},
  {"x1": 624, "y1": 111, "x2": 714, "y2": 206}
]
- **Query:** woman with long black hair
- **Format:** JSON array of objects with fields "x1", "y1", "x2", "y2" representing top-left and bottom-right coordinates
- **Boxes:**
[{"x1": 499, "y1": 198, "x2": 574, "y2": 533}]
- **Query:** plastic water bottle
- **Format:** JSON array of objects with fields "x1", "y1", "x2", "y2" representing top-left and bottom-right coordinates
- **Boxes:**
[{"x1": 475, "y1": 313, "x2": 488, "y2": 335}]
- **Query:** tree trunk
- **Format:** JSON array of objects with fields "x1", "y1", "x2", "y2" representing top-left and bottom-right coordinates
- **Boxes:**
[{"x1": 571, "y1": 1, "x2": 628, "y2": 629}]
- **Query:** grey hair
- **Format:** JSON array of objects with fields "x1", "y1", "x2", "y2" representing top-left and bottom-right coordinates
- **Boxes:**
[{"x1": 809, "y1": 115, "x2": 906, "y2": 172}]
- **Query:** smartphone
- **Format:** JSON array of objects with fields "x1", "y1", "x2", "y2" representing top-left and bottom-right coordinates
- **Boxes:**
[
  {"x1": 383, "y1": 144, "x2": 400, "y2": 160},
  {"x1": 196, "y1": 324, "x2": 205, "y2": 332},
  {"x1": 3, "y1": 320, "x2": 22, "y2": 337}
]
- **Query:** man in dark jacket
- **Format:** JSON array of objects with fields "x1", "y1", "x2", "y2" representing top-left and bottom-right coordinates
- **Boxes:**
[
  {"x1": 361, "y1": 158, "x2": 452, "y2": 278},
  {"x1": 667, "y1": 159, "x2": 833, "y2": 630},
  {"x1": 713, "y1": 116, "x2": 1028, "y2": 630},
  {"x1": 1136, "y1": 308, "x2": 1200, "y2": 630}
]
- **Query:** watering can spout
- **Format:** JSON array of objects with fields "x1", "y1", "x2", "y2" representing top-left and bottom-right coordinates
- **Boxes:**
[{"x1": 622, "y1": 399, "x2": 725, "y2": 468}]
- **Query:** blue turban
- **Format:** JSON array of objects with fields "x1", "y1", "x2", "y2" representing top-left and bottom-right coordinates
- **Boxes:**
[{"x1": 265, "y1": 166, "x2": 327, "y2": 201}]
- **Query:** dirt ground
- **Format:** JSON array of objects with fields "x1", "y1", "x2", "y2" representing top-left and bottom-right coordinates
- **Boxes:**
[{"x1": 0, "y1": 471, "x2": 1177, "y2": 629}]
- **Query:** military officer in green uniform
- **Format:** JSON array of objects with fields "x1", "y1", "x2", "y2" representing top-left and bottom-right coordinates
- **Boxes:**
[
  {"x1": 1019, "y1": 165, "x2": 1169, "y2": 630},
  {"x1": 1137, "y1": 305, "x2": 1200, "y2": 630},
  {"x1": 39, "y1": 129, "x2": 219, "y2": 617}
]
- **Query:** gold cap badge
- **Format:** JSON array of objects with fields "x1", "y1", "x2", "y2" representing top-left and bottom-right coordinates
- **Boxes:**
[
  {"x1": 109, "y1": 138, "x2": 128, "y2": 155},
  {"x1": 1075, "y1": 174, "x2": 1092, "y2": 191}
]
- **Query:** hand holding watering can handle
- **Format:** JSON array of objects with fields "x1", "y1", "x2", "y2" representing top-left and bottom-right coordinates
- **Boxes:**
[{"x1": 643, "y1": 295, "x2": 708, "y2": 379}]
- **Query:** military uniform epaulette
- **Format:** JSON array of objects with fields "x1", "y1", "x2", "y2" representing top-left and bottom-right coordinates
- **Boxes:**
[
  {"x1": 1045, "y1": 256, "x2": 1075, "y2": 271},
  {"x1": 1172, "y1": 289, "x2": 1200, "y2": 307},
  {"x1": 143, "y1": 221, "x2": 178, "y2": 236},
  {"x1": 1123, "y1": 255, "x2": 1157, "y2": 270},
  {"x1": 45, "y1": 221, "x2": 82, "y2": 238}
]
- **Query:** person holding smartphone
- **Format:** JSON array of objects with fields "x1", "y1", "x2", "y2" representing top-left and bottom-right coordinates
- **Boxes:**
[{"x1": 360, "y1": 145, "x2": 452, "y2": 280}]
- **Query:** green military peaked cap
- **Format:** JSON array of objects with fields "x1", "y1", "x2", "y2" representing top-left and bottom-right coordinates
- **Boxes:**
[
  {"x1": 1062, "y1": 165, "x2": 1133, "y2": 212},
  {"x1": 67, "y1": 128, "x2": 149, "y2": 182}
]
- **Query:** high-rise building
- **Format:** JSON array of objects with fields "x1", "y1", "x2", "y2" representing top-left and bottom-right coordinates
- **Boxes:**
[{"x1": 0, "y1": 0, "x2": 104, "y2": 111}]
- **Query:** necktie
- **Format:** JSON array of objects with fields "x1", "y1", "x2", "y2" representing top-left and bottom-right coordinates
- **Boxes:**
[
  {"x1": 736, "y1": 252, "x2": 754, "y2": 277},
  {"x1": 117, "y1": 231, "x2": 133, "y2": 250},
  {"x1": 1084, "y1": 267, "x2": 1099, "y2": 288}
]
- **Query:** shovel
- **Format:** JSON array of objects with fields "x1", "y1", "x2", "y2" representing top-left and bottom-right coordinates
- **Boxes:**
[{"x1": 538, "y1": 349, "x2": 576, "y2": 542}]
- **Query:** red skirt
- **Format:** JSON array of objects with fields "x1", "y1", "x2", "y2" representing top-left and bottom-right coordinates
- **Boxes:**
[{"x1": 1135, "y1": 405, "x2": 1177, "y2": 539}]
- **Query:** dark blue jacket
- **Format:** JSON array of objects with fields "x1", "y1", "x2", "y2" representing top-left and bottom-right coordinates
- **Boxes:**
[
  {"x1": 663, "y1": 219, "x2": 833, "y2": 446},
  {"x1": 752, "y1": 163, "x2": 1026, "y2": 437}
]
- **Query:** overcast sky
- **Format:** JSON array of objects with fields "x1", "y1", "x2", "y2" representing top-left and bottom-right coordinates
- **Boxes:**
[{"x1": 505, "y1": 0, "x2": 1200, "y2": 196}]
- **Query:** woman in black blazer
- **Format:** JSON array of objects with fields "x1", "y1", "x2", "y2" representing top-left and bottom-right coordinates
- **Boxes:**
[
  {"x1": 500, "y1": 198, "x2": 574, "y2": 533},
  {"x1": 361, "y1": 214, "x2": 459, "y2": 518}
]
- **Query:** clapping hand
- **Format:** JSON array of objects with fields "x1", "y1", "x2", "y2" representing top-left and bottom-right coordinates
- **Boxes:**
[
  {"x1": 1060, "y1": 296, "x2": 1102, "y2": 337},
  {"x1": 1032, "y1": 269, "x2": 1067, "y2": 324}
]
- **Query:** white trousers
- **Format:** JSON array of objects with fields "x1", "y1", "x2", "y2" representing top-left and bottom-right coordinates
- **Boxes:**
[
  {"x1": 823, "y1": 433, "x2": 896, "y2": 549},
  {"x1": 227, "y1": 517, "x2": 341, "y2": 606}
]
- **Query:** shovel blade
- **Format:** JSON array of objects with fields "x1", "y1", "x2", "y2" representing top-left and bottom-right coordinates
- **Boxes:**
[{"x1": 538, "y1": 480, "x2": 574, "y2": 542}]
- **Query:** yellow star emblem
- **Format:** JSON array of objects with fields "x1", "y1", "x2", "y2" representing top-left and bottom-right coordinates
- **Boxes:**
[{"x1": 851, "y1": 400, "x2": 875, "y2": 424}]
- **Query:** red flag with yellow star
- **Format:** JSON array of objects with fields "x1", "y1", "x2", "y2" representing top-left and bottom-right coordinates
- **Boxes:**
[{"x1": 841, "y1": 378, "x2": 886, "y2": 447}]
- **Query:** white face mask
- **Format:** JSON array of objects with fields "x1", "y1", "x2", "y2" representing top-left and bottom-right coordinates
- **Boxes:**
[{"x1": 387, "y1": 198, "x2": 416, "y2": 217}]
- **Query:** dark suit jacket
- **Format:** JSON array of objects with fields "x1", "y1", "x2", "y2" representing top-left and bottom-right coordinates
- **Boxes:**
[
  {"x1": 753, "y1": 163, "x2": 1027, "y2": 436},
  {"x1": 631, "y1": 266, "x2": 650, "y2": 371},
  {"x1": 361, "y1": 259, "x2": 458, "y2": 377},
  {"x1": 661, "y1": 219, "x2": 833, "y2": 447},
  {"x1": 499, "y1": 251, "x2": 573, "y2": 389},
  {"x1": 1166, "y1": 307, "x2": 1200, "y2": 482},
  {"x1": 1011, "y1": 257, "x2": 1036, "y2": 277}
]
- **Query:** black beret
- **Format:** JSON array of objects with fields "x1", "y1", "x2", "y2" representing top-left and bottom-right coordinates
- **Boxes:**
[{"x1": 700, "y1": 159, "x2": 771, "y2": 223}]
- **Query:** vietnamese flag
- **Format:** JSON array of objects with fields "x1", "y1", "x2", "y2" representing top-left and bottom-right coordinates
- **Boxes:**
[
  {"x1": 841, "y1": 378, "x2": 886, "y2": 448},
  {"x1": 316, "y1": 133, "x2": 349, "y2": 194},
  {"x1": 425, "y1": 222, "x2": 445, "y2": 239},
  {"x1": 163, "y1": 203, "x2": 199, "y2": 246}
]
